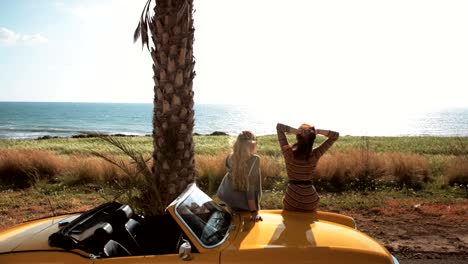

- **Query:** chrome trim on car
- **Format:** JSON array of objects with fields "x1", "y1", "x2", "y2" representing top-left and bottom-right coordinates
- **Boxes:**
[
  {"x1": 166, "y1": 183, "x2": 197, "y2": 211},
  {"x1": 172, "y1": 184, "x2": 233, "y2": 249}
]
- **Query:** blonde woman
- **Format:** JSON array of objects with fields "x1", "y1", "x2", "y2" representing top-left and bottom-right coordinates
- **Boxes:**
[{"x1": 217, "y1": 131, "x2": 263, "y2": 222}]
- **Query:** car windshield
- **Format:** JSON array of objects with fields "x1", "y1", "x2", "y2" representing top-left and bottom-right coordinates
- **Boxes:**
[{"x1": 175, "y1": 187, "x2": 232, "y2": 247}]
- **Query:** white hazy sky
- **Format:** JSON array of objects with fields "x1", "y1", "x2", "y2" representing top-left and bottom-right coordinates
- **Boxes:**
[{"x1": 1, "y1": 0, "x2": 467, "y2": 111}]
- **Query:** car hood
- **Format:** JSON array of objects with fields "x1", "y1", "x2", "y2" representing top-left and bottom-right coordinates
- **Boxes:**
[
  {"x1": 227, "y1": 210, "x2": 391, "y2": 258},
  {"x1": 0, "y1": 214, "x2": 79, "y2": 253}
]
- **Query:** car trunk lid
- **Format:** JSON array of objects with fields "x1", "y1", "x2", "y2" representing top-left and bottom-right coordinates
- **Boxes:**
[{"x1": 0, "y1": 214, "x2": 79, "y2": 253}]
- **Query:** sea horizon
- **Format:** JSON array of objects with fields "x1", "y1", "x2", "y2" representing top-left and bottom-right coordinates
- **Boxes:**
[{"x1": 0, "y1": 101, "x2": 467, "y2": 139}]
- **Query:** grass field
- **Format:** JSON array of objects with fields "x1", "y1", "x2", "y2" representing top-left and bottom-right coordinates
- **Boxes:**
[
  {"x1": 0, "y1": 135, "x2": 467, "y2": 222},
  {"x1": 1, "y1": 134, "x2": 467, "y2": 156}
]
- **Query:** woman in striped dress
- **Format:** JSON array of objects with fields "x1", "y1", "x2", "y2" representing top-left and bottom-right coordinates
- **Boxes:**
[{"x1": 276, "y1": 123, "x2": 339, "y2": 212}]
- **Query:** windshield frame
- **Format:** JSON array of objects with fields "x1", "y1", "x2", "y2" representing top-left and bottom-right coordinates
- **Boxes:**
[{"x1": 170, "y1": 183, "x2": 233, "y2": 249}]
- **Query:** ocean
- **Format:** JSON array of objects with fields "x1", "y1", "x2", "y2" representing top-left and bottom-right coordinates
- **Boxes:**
[{"x1": 0, "y1": 102, "x2": 467, "y2": 139}]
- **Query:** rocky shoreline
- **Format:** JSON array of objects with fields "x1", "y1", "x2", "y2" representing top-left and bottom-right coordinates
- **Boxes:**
[{"x1": 36, "y1": 131, "x2": 230, "y2": 140}]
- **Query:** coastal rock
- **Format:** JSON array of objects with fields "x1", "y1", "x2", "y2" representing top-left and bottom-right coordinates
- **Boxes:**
[
  {"x1": 37, "y1": 135, "x2": 60, "y2": 140},
  {"x1": 33, "y1": 132, "x2": 229, "y2": 140},
  {"x1": 70, "y1": 133, "x2": 140, "y2": 139},
  {"x1": 210, "y1": 131, "x2": 228, "y2": 136}
]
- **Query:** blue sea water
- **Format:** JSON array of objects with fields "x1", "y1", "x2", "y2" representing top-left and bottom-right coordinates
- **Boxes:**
[{"x1": 0, "y1": 102, "x2": 467, "y2": 139}]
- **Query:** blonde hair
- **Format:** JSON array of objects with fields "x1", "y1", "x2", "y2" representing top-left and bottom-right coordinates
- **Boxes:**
[{"x1": 231, "y1": 131, "x2": 257, "y2": 191}]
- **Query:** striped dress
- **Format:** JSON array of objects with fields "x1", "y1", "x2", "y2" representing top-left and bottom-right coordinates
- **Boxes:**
[{"x1": 277, "y1": 124, "x2": 339, "y2": 212}]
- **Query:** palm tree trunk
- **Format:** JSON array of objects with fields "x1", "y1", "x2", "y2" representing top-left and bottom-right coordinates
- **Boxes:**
[
  {"x1": 136, "y1": 0, "x2": 196, "y2": 209},
  {"x1": 151, "y1": 0, "x2": 196, "y2": 207}
]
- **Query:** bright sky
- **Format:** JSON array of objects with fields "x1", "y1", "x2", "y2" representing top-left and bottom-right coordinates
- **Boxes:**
[{"x1": 1, "y1": 0, "x2": 467, "y2": 111}]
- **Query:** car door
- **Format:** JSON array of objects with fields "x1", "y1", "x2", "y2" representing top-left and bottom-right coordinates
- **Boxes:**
[{"x1": 93, "y1": 252, "x2": 219, "y2": 264}]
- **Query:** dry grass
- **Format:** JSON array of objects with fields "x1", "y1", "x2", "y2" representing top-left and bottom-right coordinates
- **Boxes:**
[
  {"x1": 0, "y1": 187, "x2": 110, "y2": 230},
  {"x1": 314, "y1": 150, "x2": 430, "y2": 191},
  {"x1": 444, "y1": 156, "x2": 468, "y2": 188},
  {"x1": 0, "y1": 149, "x2": 136, "y2": 189},
  {"x1": 61, "y1": 155, "x2": 121, "y2": 186},
  {"x1": 314, "y1": 150, "x2": 386, "y2": 191},
  {"x1": 195, "y1": 154, "x2": 227, "y2": 195},
  {"x1": 260, "y1": 155, "x2": 283, "y2": 178},
  {"x1": 384, "y1": 152, "x2": 430, "y2": 189},
  {"x1": 0, "y1": 149, "x2": 63, "y2": 188},
  {"x1": 260, "y1": 155, "x2": 285, "y2": 191},
  {"x1": 0, "y1": 148, "x2": 441, "y2": 193}
]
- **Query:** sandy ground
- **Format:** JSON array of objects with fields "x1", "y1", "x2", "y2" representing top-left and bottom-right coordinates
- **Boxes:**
[{"x1": 345, "y1": 201, "x2": 468, "y2": 262}]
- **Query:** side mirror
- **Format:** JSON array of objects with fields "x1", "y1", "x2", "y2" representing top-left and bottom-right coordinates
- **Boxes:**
[{"x1": 178, "y1": 239, "x2": 192, "y2": 261}]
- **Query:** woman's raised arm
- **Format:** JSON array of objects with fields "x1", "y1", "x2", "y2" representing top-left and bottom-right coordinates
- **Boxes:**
[
  {"x1": 276, "y1": 123, "x2": 298, "y2": 150},
  {"x1": 313, "y1": 129, "x2": 339, "y2": 157}
]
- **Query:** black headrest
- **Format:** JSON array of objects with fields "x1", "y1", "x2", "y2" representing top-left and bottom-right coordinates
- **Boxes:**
[
  {"x1": 94, "y1": 222, "x2": 113, "y2": 237},
  {"x1": 114, "y1": 205, "x2": 133, "y2": 223},
  {"x1": 103, "y1": 240, "x2": 131, "y2": 257}
]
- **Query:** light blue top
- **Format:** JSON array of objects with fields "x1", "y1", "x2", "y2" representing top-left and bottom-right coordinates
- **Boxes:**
[{"x1": 216, "y1": 154, "x2": 262, "y2": 211}]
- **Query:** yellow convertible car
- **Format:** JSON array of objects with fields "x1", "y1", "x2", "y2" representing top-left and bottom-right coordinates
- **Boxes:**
[{"x1": 0, "y1": 184, "x2": 399, "y2": 263}]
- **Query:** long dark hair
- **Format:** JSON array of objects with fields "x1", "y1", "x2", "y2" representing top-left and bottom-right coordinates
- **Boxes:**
[{"x1": 292, "y1": 133, "x2": 316, "y2": 160}]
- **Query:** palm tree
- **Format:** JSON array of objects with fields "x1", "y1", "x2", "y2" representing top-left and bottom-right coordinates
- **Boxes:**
[{"x1": 134, "y1": 0, "x2": 196, "y2": 209}]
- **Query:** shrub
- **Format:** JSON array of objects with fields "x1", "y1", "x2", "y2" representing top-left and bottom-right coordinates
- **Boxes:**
[
  {"x1": 0, "y1": 149, "x2": 63, "y2": 188},
  {"x1": 196, "y1": 154, "x2": 226, "y2": 195},
  {"x1": 259, "y1": 155, "x2": 285, "y2": 191},
  {"x1": 384, "y1": 153, "x2": 430, "y2": 189},
  {"x1": 0, "y1": 145, "x2": 435, "y2": 193},
  {"x1": 313, "y1": 150, "x2": 430, "y2": 191},
  {"x1": 314, "y1": 150, "x2": 386, "y2": 192},
  {"x1": 444, "y1": 156, "x2": 468, "y2": 188},
  {"x1": 61, "y1": 155, "x2": 121, "y2": 186}
]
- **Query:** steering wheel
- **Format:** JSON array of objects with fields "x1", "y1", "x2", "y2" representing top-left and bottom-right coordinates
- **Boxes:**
[
  {"x1": 200, "y1": 211, "x2": 227, "y2": 245},
  {"x1": 203, "y1": 225, "x2": 230, "y2": 244}
]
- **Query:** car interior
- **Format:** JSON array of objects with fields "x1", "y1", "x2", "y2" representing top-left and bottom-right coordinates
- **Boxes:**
[{"x1": 48, "y1": 202, "x2": 196, "y2": 258}]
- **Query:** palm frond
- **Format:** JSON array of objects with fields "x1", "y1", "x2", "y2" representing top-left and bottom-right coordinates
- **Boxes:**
[
  {"x1": 91, "y1": 138, "x2": 146, "y2": 180},
  {"x1": 89, "y1": 133, "x2": 164, "y2": 215},
  {"x1": 92, "y1": 151, "x2": 136, "y2": 177},
  {"x1": 133, "y1": 154, "x2": 153, "y2": 178},
  {"x1": 133, "y1": 23, "x2": 141, "y2": 43},
  {"x1": 97, "y1": 135, "x2": 140, "y2": 161},
  {"x1": 134, "y1": 0, "x2": 153, "y2": 51}
]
